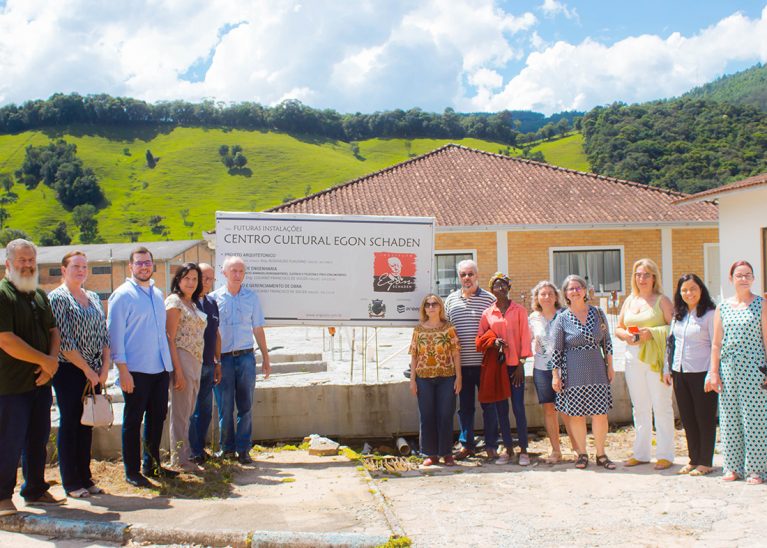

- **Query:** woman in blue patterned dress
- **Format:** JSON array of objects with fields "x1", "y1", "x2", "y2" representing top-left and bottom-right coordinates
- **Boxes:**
[
  {"x1": 707, "y1": 260, "x2": 767, "y2": 484},
  {"x1": 551, "y1": 275, "x2": 615, "y2": 470},
  {"x1": 49, "y1": 251, "x2": 110, "y2": 498}
]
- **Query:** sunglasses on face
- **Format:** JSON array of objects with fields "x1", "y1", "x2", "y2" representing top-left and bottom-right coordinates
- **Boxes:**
[
  {"x1": 132, "y1": 260, "x2": 153, "y2": 268},
  {"x1": 424, "y1": 302, "x2": 440, "y2": 308}
]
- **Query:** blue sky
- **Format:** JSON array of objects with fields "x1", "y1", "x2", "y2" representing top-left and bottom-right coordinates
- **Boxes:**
[{"x1": 1, "y1": 1, "x2": 766, "y2": 115}]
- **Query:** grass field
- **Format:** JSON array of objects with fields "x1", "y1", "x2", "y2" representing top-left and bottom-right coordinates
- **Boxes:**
[{"x1": 0, "y1": 126, "x2": 590, "y2": 242}]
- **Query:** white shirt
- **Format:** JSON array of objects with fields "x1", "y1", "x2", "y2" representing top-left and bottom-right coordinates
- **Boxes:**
[
  {"x1": 667, "y1": 308, "x2": 715, "y2": 374},
  {"x1": 529, "y1": 310, "x2": 557, "y2": 371}
]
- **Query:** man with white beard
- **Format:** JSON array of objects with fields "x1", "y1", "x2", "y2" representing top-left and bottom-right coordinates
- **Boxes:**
[{"x1": 0, "y1": 239, "x2": 63, "y2": 516}]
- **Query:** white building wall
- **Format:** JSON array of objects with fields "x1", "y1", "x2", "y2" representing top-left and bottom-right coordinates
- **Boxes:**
[{"x1": 717, "y1": 187, "x2": 767, "y2": 298}]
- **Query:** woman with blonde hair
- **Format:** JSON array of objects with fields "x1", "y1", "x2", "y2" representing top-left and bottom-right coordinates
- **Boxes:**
[
  {"x1": 409, "y1": 294, "x2": 461, "y2": 467},
  {"x1": 529, "y1": 280, "x2": 571, "y2": 463},
  {"x1": 616, "y1": 258, "x2": 675, "y2": 470}
]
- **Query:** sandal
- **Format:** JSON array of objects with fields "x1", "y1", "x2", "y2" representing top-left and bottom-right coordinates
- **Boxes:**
[
  {"x1": 67, "y1": 488, "x2": 90, "y2": 499},
  {"x1": 543, "y1": 453, "x2": 562, "y2": 464},
  {"x1": 677, "y1": 464, "x2": 696, "y2": 475},
  {"x1": 722, "y1": 471, "x2": 740, "y2": 482},
  {"x1": 595, "y1": 455, "x2": 616, "y2": 470},
  {"x1": 575, "y1": 454, "x2": 589, "y2": 469},
  {"x1": 689, "y1": 466, "x2": 713, "y2": 477},
  {"x1": 747, "y1": 474, "x2": 764, "y2": 485}
]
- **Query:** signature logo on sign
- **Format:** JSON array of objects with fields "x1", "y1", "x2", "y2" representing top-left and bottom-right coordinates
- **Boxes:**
[{"x1": 373, "y1": 252, "x2": 416, "y2": 293}]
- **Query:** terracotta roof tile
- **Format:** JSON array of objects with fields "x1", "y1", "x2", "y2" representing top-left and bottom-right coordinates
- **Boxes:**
[
  {"x1": 673, "y1": 171, "x2": 767, "y2": 204},
  {"x1": 270, "y1": 144, "x2": 717, "y2": 226}
]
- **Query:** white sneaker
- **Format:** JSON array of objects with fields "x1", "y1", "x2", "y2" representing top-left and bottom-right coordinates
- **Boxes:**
[
  {"x1": 518, "y1": 453, "x2": 531, "y2": 466},
  {"x1": 495, "y1": 453, "x2": 511, "y2": 465}
]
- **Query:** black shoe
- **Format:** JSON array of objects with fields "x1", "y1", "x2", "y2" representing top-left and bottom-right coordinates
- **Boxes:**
[
  {"x1": 142, "y1": 466, "x2": 180, "y2": 479},
  {"x1": 191, "y1": 454, "x2": 206, "y2": 465},
  {"x1": 125, "y1": 474, "x2": 152, "y2": 488},
  {"x1": 238, "y1": 453, "x2": 253, "y2": 464},
  {"x1": 214, "y1": 450, "x2": 237, "y2": 460}
]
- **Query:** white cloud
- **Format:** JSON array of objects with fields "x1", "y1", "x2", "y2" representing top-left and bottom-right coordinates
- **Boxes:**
[
  {"x1": 540, "y1": 0, "x2": 578, "y2": 21},
  {"x1": 1, "y1": 1, "x2": 766, "y2": 117},
  {"x1": 465, "y1": 7, "x2": 767, "y2": 114}
]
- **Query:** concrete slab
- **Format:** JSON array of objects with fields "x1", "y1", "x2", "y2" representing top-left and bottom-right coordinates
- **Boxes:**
[{"x1": 8, "y1": 451, "x2": 392, "y2": 544}]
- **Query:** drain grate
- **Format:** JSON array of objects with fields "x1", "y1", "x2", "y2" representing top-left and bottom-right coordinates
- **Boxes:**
[{"x1": 362, "y1": 455, "x2": 419, "y2": 473}]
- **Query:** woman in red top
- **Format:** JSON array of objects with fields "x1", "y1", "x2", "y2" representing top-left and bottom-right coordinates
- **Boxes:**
[{"x1": 478, "y1": 273, "x2": 532, "y2": 465}]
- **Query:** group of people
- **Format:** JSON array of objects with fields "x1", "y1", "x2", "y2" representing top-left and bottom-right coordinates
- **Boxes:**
[
  {"x1": 2, "y1": 238, "x2": 767, "y2": 519},
  {"x1": 0, "y1": 239, "x2": 270, "y2": 517},
  {"x1": 408, "y1": 258, "x2": 767, "y2": 484}
]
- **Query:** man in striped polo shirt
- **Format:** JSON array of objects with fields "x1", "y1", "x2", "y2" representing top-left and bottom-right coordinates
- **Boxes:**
[{"x1": 444, "y1": 259, "x2": 497, "y2": 459}]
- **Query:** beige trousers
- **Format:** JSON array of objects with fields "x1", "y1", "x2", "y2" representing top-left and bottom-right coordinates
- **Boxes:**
[{"x1": 169, "y1": 348, "x2": 202, "y2": 467}]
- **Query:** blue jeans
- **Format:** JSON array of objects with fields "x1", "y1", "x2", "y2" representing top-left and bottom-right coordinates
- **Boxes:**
[
  {"x1": 122, "y1": 371, "x2": 169, "y2": 477},
  {"x1": 416, "y1": 376, "x2": 456, "y2": 457},
  {"x1": 495, "y1": 365, "x2": 529, "y2": 450},
  {"x1": 0, "y1": 386, "x2": 52, "y2": 500},
  {"x1": 189, "y1": 364, "x2": 216, "y2": 458},
  {"x1": 214, "y1": 351, "x2": 256, "y2": 454},
  {"x1": 458, "y1": 366, "x2": 499, "y2": 451},
  {"x1": 52, "y1": 361, "x2": 95, "y2": 492}
]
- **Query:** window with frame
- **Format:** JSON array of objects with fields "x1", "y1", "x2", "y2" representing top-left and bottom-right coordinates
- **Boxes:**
[
  {"x1": 434, "y1": 252, "x2": 474, "y2": 297},
  {"x1": 49, "y1": 267, "x2": 61, "y2": 277},
  {"x1": 552, "y1": 248, "x2": 622, "y2": 293},
  {"x1": 92, "y1": 266, "x2": 112, "y2": 275}
]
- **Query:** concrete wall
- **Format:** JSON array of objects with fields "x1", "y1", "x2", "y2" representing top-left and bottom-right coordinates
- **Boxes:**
[{"x1": 717, "y1": 188, "x2": 767, "y2": 297}]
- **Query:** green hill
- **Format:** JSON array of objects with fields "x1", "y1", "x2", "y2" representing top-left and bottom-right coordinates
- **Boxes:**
[
  {"x1": 0, "y1": 127, "x2": 589, "y2": 243},
  {"x1": 684, "y1": 63, "x2": 767, "y2": 112}
]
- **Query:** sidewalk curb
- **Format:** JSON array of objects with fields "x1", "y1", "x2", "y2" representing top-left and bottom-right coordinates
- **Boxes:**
[{"x1": 0, "y1": 514, "x2": 392, "y2": 547}]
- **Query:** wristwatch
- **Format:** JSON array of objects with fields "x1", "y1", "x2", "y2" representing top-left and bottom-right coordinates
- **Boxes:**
[{"x1": 632, "y1": 333, "x2": 640, "y2": 343}]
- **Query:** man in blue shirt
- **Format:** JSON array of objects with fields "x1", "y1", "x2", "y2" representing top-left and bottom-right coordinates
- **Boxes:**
[
  {"x1": 212, "y1": 256, "x2": 271, "y2": 464},
  {"x1": 188, "y1": 263, "x2": 221, "y2": 464},
  {"x1": 108, "y1": 247, "x2": 176, "y2": 487}
]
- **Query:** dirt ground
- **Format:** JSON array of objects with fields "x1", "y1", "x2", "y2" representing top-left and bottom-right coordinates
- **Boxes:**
[{"x1": 9, "y1": 427, "x2": 767, "y2": 547}]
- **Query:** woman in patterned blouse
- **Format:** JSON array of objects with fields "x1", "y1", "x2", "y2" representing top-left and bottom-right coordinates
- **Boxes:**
[
  {"x1": 409, "y1": 294, "x2": 461, "y2": 467},
  {"x1": 165, "y1": 263, "x2": 207, "y2": 472},
  {"x1": 49, "y1": 251, "x2": 110, "y2": 499},
  {"x1": 551, "y1": 275, "x2": 615, "y2": 470}
]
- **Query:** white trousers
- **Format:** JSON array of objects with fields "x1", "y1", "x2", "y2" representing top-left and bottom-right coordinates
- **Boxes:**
[{"x1": 624, "y1": 346, "x2": 675, "y2": 462}]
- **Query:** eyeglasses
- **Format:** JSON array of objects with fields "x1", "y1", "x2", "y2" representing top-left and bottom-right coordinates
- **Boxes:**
[
  {"x1": 132, "y1": 260, "x2": 153, "y2": 268},
  {"x1": 459, "y1": 272, "x2": 475, "y2": 278},
  {"x1": 424, "y1": 302, "x2": 440, "y2": 308},
  {"x1": 634, "y1": 272, "x2": 653, "y2": 279},
  {"x1": 733, "y1": 273, "x2": 754, "y2": 280},
  {"x1": 566, "y1": 286, "x2": 584, "y2": 293}
]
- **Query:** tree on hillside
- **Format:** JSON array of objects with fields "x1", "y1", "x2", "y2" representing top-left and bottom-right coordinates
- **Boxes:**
[
  {"x1": 39, "y1": 221, "x2": 71, "y2": 246},
  {"x1": 16, "y1": 140, "x2": 104, "y2": 209},
  {"x1": 146, "y1": 149, "x2": 158, "y2": 168},
  {"x1": 72, "y1": 204, "x2": 102, "y2": 244},
  {"x1": 0, "y1": 207, "x2": 8, "y2": 229},
  {"x1": 0, "y1": 228, "x2": 29, "y2": 246}
]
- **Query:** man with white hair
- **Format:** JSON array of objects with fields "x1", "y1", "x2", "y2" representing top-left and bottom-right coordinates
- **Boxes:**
[
  {"x1": 0, "y1": 239, "x2": 63, "y2": 516},
  {"x1": 212, "y1": 256, "x2": 271, "y2": 464},
  {"x1": 444, "y1": 259, "x2": 497, "y2": 460}
]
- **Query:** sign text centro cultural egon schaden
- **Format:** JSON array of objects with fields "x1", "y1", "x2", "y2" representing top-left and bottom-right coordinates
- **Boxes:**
[{"x1": 215, "y1": 212, "x2": 435, "y2": 326}]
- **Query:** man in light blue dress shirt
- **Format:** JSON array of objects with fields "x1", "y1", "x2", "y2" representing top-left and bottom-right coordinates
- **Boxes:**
[
  {"x1": 108, "y1": 247, "x2": 176, "y2": 487},
  {"x1": 212, "y1": 256, "x2": 271, "y2": 464}
]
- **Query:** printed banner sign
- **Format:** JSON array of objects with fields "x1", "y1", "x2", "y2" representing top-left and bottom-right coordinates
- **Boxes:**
[{"x1": 215, "y1": 212, "x2": 435, "y2": 326}]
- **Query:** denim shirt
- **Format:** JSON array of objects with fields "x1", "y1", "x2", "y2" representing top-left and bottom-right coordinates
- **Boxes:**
[
  {"x1": 212, "y1": 285, "x2": 265, "y2": 353},
  {"x1": 107, "y1": 278, "x2": 173, "y2": 374}
]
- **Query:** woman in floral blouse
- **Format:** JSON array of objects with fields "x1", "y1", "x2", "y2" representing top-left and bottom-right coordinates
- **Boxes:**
[
  {"x1": 409, "y1": 293, "x2": 461, "y2": 467},
  {"x1": 165, "y1": 263, "x2": 207, "y2": 472}
]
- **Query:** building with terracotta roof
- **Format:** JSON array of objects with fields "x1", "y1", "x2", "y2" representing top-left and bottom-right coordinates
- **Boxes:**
[
  {"x1": 0, "y1": 239, "x2": 213, "y2": 306},
  {"x1": 675, "y1": 171, "x2": 767, "y2": 297},
  {"x1": 271, "y1": 144, "x2": 719, "y2": 307}
]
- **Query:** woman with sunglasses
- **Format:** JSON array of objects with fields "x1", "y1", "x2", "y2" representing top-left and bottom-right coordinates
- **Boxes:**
[
  {"x1": 409, "y1": 294, "x2": 461, "y2": 467},
  {"x1": 616, "y1": 258, "x2": 675, "y2": 470},
  {"x1": 706, "y1": 260, "x2": 767, "y2": 484},
  {"x1": 551, "y1": 275, "x2": 615, "y2": 470}
]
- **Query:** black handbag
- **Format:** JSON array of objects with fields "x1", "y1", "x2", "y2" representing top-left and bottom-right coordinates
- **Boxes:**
[{"x1": 665, "y1": 320, "x2": 676, "y2": 373}]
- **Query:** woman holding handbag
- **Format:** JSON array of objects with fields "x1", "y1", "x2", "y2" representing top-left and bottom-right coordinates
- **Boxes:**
[{"x1": 49, "y1": 251, "x2": 110, "y2": 498}]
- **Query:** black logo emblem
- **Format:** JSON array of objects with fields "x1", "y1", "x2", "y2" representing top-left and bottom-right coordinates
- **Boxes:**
[{"x1": 369, "y1": 299, "x2": 386, "y2": 318}]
